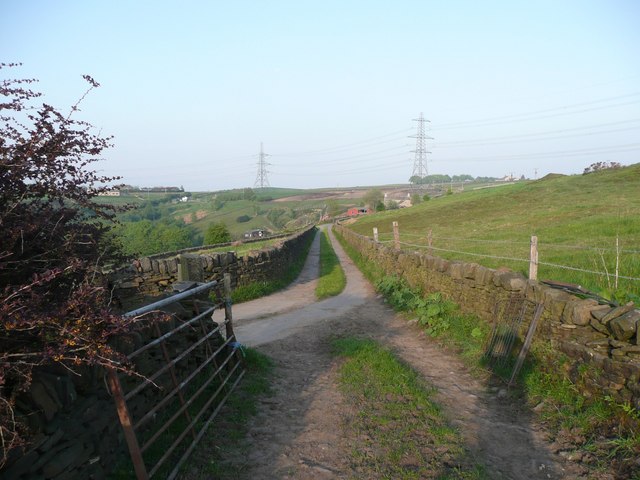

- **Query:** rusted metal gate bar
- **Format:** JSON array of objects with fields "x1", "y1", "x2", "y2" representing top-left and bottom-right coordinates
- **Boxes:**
[
  {"x1": 483, "y1": 296, "x2": 544, "y2": 383},
  {"x1": 107, "y1": 276, "x2": 245, "y2": 479},
  {"x1": 508, "y1": 302, "x2": 545, "y2": 386},
  {"x1": 483, "y1": 295, "x2": 528, "y2": 368}
]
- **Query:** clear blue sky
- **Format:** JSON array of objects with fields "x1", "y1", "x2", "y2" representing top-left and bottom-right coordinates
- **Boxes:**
[{"x1": 2, "y1": 0, "x2": 639, "y2": 191}]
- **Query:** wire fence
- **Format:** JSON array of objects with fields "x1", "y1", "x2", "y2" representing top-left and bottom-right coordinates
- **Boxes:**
[{"x1": 368, "y1": 224, "x2": 640, "y2": 295}]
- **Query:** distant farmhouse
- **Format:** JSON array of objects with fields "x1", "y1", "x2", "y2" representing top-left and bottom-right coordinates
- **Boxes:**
[
  {"x1": 97, "y1": 189, "x2": 121, "y2": 196},
  {"x1": 119, "y1": 185, "x2": 185, "y2": 193},
  {"x1": 243, "y1": 228, "x2": 270, "y2": 239},
  {"x1": 346, "y1": 207, "x2": 371, "y2": 217}
]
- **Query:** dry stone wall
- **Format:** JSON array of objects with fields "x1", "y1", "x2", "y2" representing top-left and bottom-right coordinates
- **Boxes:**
[
  {"x1": 2, "y1": 227, "x2": 316, "y2": 479},
  {"x1": 111, "y1": 226, "x2": 316, "y2": 309},
  {"x1": 335, "y1": 224, "x2": 640, "y2": 408},
  {"x1": 3, "y1": 313, "x2": 228, "y2": 480}
]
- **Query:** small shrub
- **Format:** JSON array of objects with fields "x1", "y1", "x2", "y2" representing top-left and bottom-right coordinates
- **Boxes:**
[
  {"x1": 204, "y1": 222, "x2": 231, "y2": 245},
  {"x1": 375, "y1": 276, "x2": 457, "y2": 336},
  {"x1": 583, "y1": 161, "x2": 622, "y2": 175}
]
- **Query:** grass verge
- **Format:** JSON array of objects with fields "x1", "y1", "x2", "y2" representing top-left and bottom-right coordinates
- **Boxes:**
[
  {"x1": 185, "y1": 348, "x2": 274, "y2": 479},
  {"x1": 335, "y1": 228, "x2": 640, "y2": 478},
  {"x1": 229, "y1": 227, "x2": 316, "y2": 303},
  {"x1": 347, "y1": 165, "x2": 640, "y2": 302},
  {"x1": 109, "y1": 348, "x2": 272, "y2": 479},
  {"x1": 315, "y1": 229, "x2": 346, "y2": 299},
  {"x1": 332, "y1": 337, "x2": 486, "y2": 479}
]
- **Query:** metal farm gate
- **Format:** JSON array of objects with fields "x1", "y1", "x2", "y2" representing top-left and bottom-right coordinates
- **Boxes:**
[
  {"x1": 107, "y1": 276, "x2": 245, "y2": 479},
  {"x1": 483, "y1": 295, "x2": 544, "y2": 386}
]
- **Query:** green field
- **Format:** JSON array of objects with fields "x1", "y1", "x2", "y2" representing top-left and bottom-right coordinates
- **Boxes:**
[
  {"x1": 101, "y1": 188, "x2": 359, "y2": 240},
  {"x1": 347, "y1": 164, "x2": 640, "y2": 301}
]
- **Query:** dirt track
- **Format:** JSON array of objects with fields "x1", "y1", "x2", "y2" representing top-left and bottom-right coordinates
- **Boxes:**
[{"x1": 214, "y1": 226, "x2": 583, "y2": 479}]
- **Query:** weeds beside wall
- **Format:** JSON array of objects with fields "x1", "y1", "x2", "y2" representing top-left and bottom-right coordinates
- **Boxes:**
[{"x1": 334, "y1": 224, "x2": 640, "y2": 408}]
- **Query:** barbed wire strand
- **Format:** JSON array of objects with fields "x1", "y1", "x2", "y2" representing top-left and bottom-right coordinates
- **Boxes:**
[
  {"x1": 398, "y1": 241, "x2": 530, "y2": 264},
  {"x1": 371, "y1": 231, "x2": 640, "y2": 254},
  {"x1": 342, "y1": 229, "x2": 639, "y2": 281},
  {"x1": 397, "y1": 241, "x2": 640, "y2": 281}
]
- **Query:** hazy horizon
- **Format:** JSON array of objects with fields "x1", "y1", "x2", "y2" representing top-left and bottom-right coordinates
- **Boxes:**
[{"x1": 2, "y1": 1, "x2": 639, "y2": 191}]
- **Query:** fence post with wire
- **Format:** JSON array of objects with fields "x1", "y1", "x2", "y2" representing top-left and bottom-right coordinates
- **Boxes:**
[{"x1": 375, "y1": 222, "x2": 639, "y2": 294}]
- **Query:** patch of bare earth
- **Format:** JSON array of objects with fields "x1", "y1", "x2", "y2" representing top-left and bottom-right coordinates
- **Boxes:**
[{"x1": 272, "y1": 190, "x2": 365, "y2": 203}]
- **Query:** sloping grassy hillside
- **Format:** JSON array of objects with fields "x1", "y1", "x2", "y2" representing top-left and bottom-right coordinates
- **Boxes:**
[
  {"x1": 349, "y1": 163, "x2": 640, "y2": 299},
  {"x1": 108, "y1": 188, "x2": 362, "y2": 256}
]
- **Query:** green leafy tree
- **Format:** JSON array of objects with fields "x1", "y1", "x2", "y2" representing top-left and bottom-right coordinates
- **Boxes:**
[
  {"x1": 363, "y1": 189, "x2": 384, "y2": 209},
  {"x1": 452, "y1": 174, "x2": 473, "y2": 182},
  {"x1": 424, "y1": 174, "x2": 452, "y2": 184},
  {"x1": 267, "y1": 207, "x2": 293, "y2": 228},
  {"x1": 411, "y1": 193, "x2": 422, "y2": 206},
  {"x1": 115, "y1": 220, "x2": 196, "y2": 255},
  {"x1": 212, "y1": 197, "x2": 225, "y2": 210},
  {"x1": 204, "y1": 222, "x2": 231, "y2": 245},
  {"x1": 326, "y1": 200, "x2": 343, "y2": 218},
  {"x1": 243, "y1": 187, "x2": 256, "y2": 201}
]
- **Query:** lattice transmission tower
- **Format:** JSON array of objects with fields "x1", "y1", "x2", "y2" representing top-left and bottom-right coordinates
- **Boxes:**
[
  {"x1": 253, "y1": 142, "x2": 271, "y2": 189},
  {"x1": 409, "y1": 112, "x2": 433, "y2": 188}
]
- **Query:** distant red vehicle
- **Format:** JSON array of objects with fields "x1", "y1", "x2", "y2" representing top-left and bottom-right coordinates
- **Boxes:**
[{"x1": 346, "y1": 207, "x2": 370, "y2": 217}]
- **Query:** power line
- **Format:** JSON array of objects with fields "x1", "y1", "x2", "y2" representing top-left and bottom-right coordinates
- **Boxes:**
[
  {"x1": 272, "y1": 128, "x2": 413, "y2": 156},
  {"x1": 434, "y1": 118, "x2": 640, "y2": 147},
  {"x1": 434, "y1": 125, "x2": 640, "y2": 148},
  {"x1": 271, "y1": 143, "x2": 409, "y2": 168},
  {"x1": 434, "y1": 92, "x2": 640, "y2": 130},
  {"x1": 435, "y1": 142, "x2": 640, "y2": 163},
  {"x1": 272, "y1": 156, "x2": 411, "y2": 177}
]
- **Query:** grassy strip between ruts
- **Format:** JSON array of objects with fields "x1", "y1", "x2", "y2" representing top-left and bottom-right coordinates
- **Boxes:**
[
  {"x1": 315, "y1": 229, "x2": 346, "y2": 299},
  {"x1": 229, "y1": 227, "x2": 317, "y2": 303},
  {"x1": 332, "y1": 337, "x2": 487, "y2": 479},
  {"x1": 333, "y1": 228, "x2": 640, "y2": 478}
]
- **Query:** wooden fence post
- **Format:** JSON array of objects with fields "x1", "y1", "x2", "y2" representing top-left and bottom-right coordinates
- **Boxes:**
[
  {"x1": 427, "y1": 229, "x2": 433, "y2": 255},
  {"x1": 373, "y1": 227, "x2": 379, "y2": 242},
  {"x1": 392, "y1": 221, "x2": 400, "y2": 250},
  {"x1": 529, "y1": 235, "x2": 538, "y2": 280}
]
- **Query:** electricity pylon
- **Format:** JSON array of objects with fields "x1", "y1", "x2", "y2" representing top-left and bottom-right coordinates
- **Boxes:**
[
  {"x1": 253, "y1": 142, "x2": 271, "y2": 189},
  {"x1": 409, "y1": 112, "x2": 433, "y2": 188}
]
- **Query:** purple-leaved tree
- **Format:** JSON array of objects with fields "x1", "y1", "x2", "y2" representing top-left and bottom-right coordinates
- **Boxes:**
[{"x1": 0, "y1": 63, "x2": 136, "y2": 465}]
